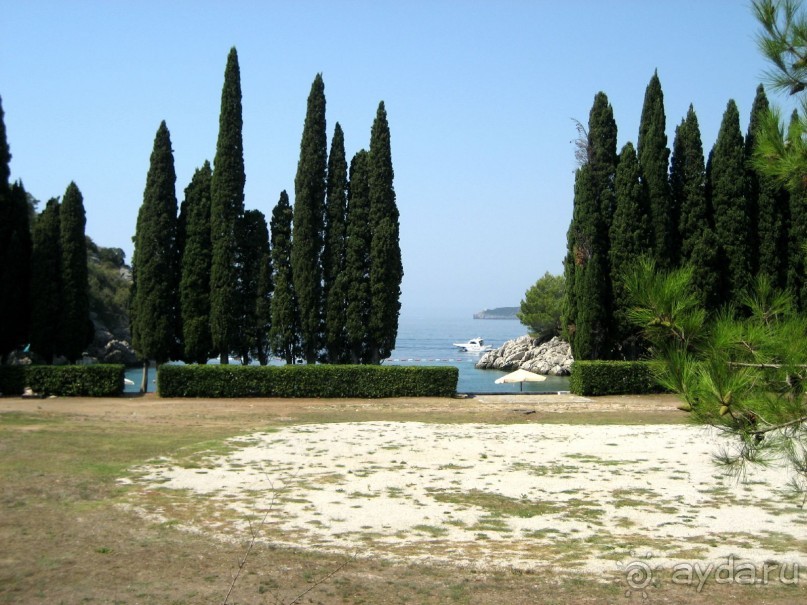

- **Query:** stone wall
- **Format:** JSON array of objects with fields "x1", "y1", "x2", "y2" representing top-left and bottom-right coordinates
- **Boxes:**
[{"x1": 475, "y1": 335, "x2": 573, "y2": 376}]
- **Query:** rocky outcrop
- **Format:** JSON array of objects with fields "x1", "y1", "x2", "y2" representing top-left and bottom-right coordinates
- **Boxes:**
[{"x1": 475, "y1": 336, "x2": 573, "y2": 376}]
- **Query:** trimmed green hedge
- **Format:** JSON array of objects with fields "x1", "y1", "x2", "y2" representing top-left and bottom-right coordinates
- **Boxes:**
[
  {"x1": 0, "y1": 364, "x2": 125, "y2": 397},
  {"x1": 569, "y1": 360, "x2": 662, "y2": 396},
  {"x1": 158, "y1": 364, "x2": 459, "y2": 398}
]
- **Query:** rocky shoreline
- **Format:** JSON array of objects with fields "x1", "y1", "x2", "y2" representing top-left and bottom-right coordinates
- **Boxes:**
[{"x1": 475, "y1": 335, "x2": 573, "y2": 376}]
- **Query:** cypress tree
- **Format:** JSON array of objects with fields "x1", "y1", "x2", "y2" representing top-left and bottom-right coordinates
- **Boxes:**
[
  {"x1": 562, "y1": 93, "x2": 616, "y2": 360},
  {"x1": 130, "y1": 122, "x2": 178, "y2": 387},
  {"x1": 59, "y1": 181, "x2": 91, "y2": 363},
  {"x1": 234, "y1": 209, "x2": 269, "y2": 364},
  {"x1": 254, "y1": 237, "x2": 273, "y2": 366},
  {"x1": 367, "y1": 101, "x2": 403, "y2": 364},
  {"x1": 323, "y1": 123, "x2": 349, "y2": 363},
  {"x1": 671, "y1": 106, "x2": 722, "y2": 310},
  {"x1": 785, "y1": 110, "x2": 807, "y2": 308},
  {"x1": 746, "y1": 85, "x2": 789, "y2": 289},
  {"x1": 29, "y1": 198, "x2": 62, "y2": 362},
  {"x1": 179, "y1": 162, "x2": 213, "y2": 364},
  {"x1": 0, "y1": 182, "x2": 32, "y2": 361},
  {"x1": 269, "y1": 191, "x2": 299, "y2": 364},
  {"x1": 344, "y1": 151, "x2": 372, "y2": 364},
  {"x1": 291, "y1": 74, "x2": 327, "y2": 363},
  {"x1": 638, "y1": 71, "x2": 676, "y2": 266},
  {"x1": 0, "y1": 95, "x2": 9, "y2": 189},
  {"x1": 709, "y1": 100, "x2": 752, "y2": 306},
  {"x1": 210, "y1": 47, "x2": 246, "y2": 364},
  {"x1": 609, "y1": 142, "x2": 650, "y2": 357}
]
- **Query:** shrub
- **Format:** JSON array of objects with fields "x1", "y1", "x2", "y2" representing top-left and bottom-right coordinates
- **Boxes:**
[
  {"x1": 568, "y1": 360, "x2": 662, "y2": 396},
  {"x1": 0, "y1": 364, "x2": 125, "y2": 397},
  {"x1": 158, "y1": 364, "x2": 458, "y2": 398},
  {"x1": 0, "y1": 366, "x2": 27, "y2": 396}
]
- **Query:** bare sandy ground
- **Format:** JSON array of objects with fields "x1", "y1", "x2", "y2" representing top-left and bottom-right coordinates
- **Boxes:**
[{"x1": 122, "y1": 417, "x2": 807, "y2": 575}]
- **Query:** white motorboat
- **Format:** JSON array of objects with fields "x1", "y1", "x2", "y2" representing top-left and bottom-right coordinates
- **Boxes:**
[{"x1": 452, "y1": 337, "x2": 492, "y2": 352}]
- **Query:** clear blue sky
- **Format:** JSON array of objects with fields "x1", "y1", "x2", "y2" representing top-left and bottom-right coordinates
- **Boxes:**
[{"x1": 0, "y1": 1, "x2": 784, "y2": 316}]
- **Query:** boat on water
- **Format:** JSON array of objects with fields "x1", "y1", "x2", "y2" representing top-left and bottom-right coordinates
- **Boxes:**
[{"x1": 452, "y1": 337, "x2": 492, "y2": 352}]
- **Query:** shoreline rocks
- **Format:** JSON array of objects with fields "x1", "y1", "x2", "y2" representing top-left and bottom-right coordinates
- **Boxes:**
[{"x1": 475, "y1": 335, "x2": 573, "y2": 376}]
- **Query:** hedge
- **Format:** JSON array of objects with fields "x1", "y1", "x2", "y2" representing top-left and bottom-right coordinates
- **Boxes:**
[
  {"x1": 0, "y1": 364, "x2": 125, "y2": 397},
  {"x1": 568, "y1": 360, "x2": 663, "y2": 396},
  {"x1": 157, "y1": 364, "x2": 459, "y2": 398}
]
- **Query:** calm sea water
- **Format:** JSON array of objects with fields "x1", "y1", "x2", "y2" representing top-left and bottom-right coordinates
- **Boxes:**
[{"x1": 125, "y1": 313, "x2": 569, "y2": 394}]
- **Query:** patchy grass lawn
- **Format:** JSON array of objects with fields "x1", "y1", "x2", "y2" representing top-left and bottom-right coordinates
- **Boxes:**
[{"x1": 0, "y1": 393, "x2": 804, "y2": 604}]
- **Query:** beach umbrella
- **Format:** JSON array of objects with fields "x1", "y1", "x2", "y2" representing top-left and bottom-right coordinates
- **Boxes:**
[{"x1": 494, "y1": 368, "x2": 546, "y2": 391}]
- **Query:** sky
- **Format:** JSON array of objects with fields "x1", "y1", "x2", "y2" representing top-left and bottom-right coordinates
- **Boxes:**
[{"x1": 0, "y1": 1, "x2": 790, "y2": 317}]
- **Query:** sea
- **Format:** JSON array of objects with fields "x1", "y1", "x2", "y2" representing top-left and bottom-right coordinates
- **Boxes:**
[{"x1": 124, "y1": 313, "x2": 570, "y2": 394}]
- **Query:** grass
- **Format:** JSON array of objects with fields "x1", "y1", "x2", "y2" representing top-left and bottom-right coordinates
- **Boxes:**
[{"x1": 0, "y1": 394, "x2": 804, "y2": 604}]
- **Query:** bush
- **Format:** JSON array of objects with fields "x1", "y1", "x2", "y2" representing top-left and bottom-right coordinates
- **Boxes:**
[
  {"x1": 568, "y1": 360, "x2": 662, "y2": 396},
  {"x1": 0, "y1": 364, "x2": 125, "y2": 397},
  {"x1": 0, "y1": 366, "x2": 27, "y2": 396},
  {"x1": 158, "y1": 364, "x2": 458, "y2": 398}
]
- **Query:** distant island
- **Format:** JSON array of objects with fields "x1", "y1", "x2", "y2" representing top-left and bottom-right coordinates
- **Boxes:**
[{"x1": 473, "y1": 307, "x2": 519, "y2": 320}]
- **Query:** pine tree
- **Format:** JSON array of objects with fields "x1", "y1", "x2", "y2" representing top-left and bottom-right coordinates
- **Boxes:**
[
  {"x1": 562, "y1": 93, "x2": 616, "y2": 360},
  {"x1": 235, "y1": 209, "x2": 269, "y2": 364},
  {"x1": 746, "y1": 84, "x2": 789, "y2": 289},
  {"x1": 638, "y1": 71, "x2": 676, "y2": 266},
  {"x1": 269, "y1": 191, "x2": 299, "y2": 364},
  {"x1": 130, "y1": 122, "x2": 178, "y2": 387},
  {"x1": 344, "y1": 151, "x2": 372, "y2": 364},
  {"x1": 609, "y1": 142, "x2": 650, "y2": 357},
  {"x1": 323, "y1": 123, "x2": 349, "y2": 363},
  {"x1": 179, "y1": 162, "x2": 213, "y2": 364},
  {"x1": 210, "y1": 47, "x2": 246, "y2": 364},
  {"x1": 291, "y1": 74, "x2": 327, "y2": 363},
  {"x1": 0, "y1": 182, "x2": 32, "y2": 361},
  {"x1": 671, "y1": 105, "x2": 722, "y2": 310},
  {"x1": 710, "y1": 99, "x2": 752, "y2": 306},
  {"x1": 29, "y1": 198, "x2": 62, "y2": 362},
  {"x1": 59, "y1": 181, "x2": 91, "y2": 363},
  {"x1": 367, "y1": 101, "x2": 403, "y2": 364}
]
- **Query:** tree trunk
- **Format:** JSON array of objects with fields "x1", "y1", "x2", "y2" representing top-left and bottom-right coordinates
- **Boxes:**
[
  {"x1": 220, "y1": 351, "x2": 229, "y2": 365},
  {"x1": 140, "y1": 359, "x2": 149, "y2": 393}
]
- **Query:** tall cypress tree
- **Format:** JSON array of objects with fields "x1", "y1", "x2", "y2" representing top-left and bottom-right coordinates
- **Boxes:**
[
  {"x1": 0, "y1": 95, "x2": 9, "y2": 189},
  {"x1": 344, "y1": 151, "x2": 372, "y2": 364},
  {"x1": 254, "y1": 236, "x2": 273, "y2": 366},
  {"x1": 29, "y1": 198, "x2": 62, "y2": 363},
  {"x1": 367, "y1": 101, "x2": 403, "y2": 364},
  {"x1": 291, "y1": 74, "x2": 327, "y2": 363},
  {"x1": 269, "y1": 191, "x2": 299, "y2": 364},
  {"x1": 0, "y1": 96, "x2": 30, "y2": 362},
  {"x1": 59, "y1": 181, "x2": 90, "y2": 363},
  {"x1": 180, "y1": 162, "x2": 213, "y2": 364},
  {"x1": 785, "y1": 110, "x2": 807, "y2": 308},
  {"x1": 235, "y1": 209, "x2": 269, "y2": 364},
  {"x1": 609, "y1": 142, "x2": 650, "y2": 357},
  {"x1": 709, "y1": 99, "x2": 752, "y2": 306},
  {"x1": 0, "y1": 182, "x2": 32, "y2": 361},
  {"x1": 210, "y1": 47, "x2": 246, "y2": 364},
  {"x1": 638, "y1": 71, "x2": 676, "y2": 266},
  {"x1": 746, "y1": 85, "x2": 789, "y2": 289},
  {"x1": 323, "y1": 123, "x2": 349, "y2": 363},
  {"x1": 563, "y1": 93, "x2": 616, "y2": 360},
  {"x1": 130, "y1": 122, "x2": 178, "y2": 387},
  {"x1": 671, "y1": 105, "x2": 721, "y2": 310}
]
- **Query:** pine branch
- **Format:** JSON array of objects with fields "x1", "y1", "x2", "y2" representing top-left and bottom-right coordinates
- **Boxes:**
[{"x1": 751, "y1": 413, "x2": 807, "y2": 435}]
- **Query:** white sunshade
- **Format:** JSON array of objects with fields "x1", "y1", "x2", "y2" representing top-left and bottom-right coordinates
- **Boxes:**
[{"x1": 494, "y1": 368, "x2": 546, "y2": 384}]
